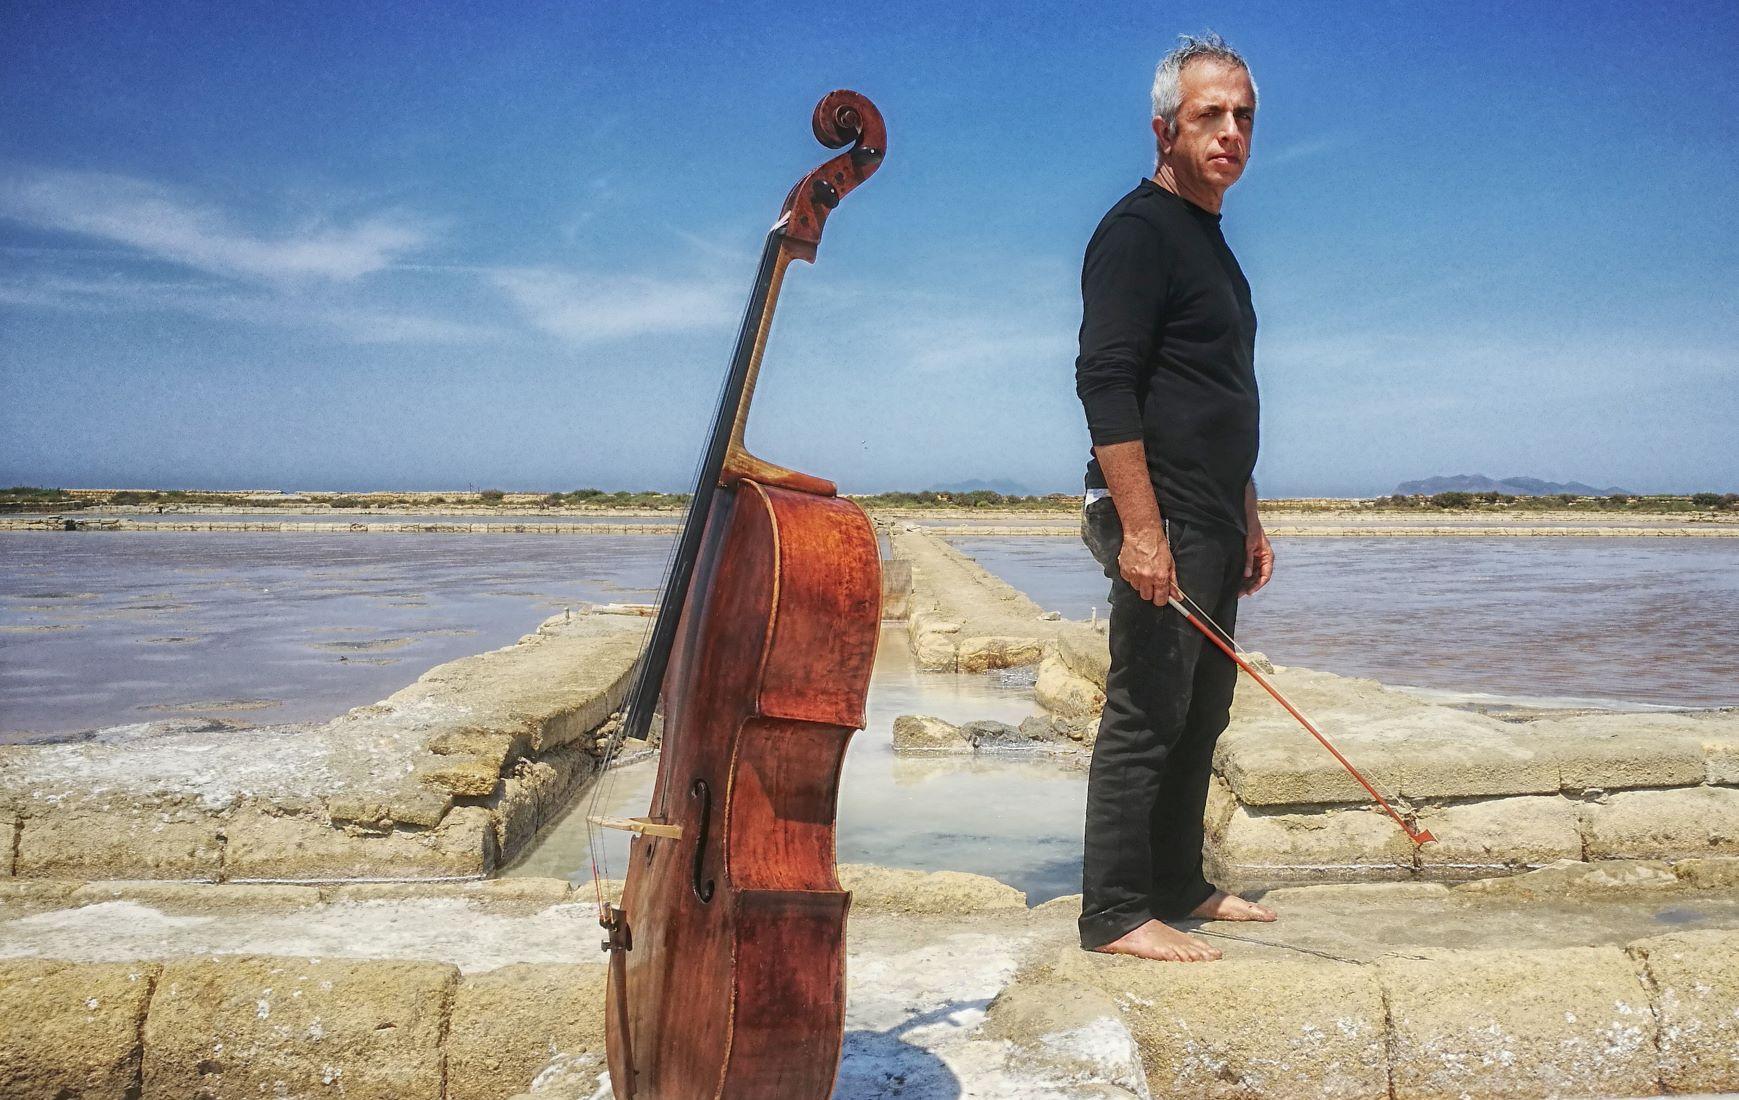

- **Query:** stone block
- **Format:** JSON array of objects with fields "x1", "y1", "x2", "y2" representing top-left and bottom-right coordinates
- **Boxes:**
[
  {"x1": 955, "y1": 635, "x2": 1045, "y2": 672},
  {"x1": 427, "y1": 728, "x2": 517, "y2": 760},
  {"x1": 891, "y1": 714, "x2": 967, "y2": 751},
  {"x1": 15, "y1": 807, "x2": 223, "y2": 881},
  {"x1": 1627, "y1": 929, "x2": 1739, "y2": 1093},
  {"x1": 1214, "y1": 805, "x2": 1417, "y2": 880},
  {"x1": 0, "y1": 877, "x2": 81, "y2": 907},
  {"x1": 1580, "y1": 785, "x2": 1739, "y2": 861},
  {"x1": 142, "y1": 954, "x2": 455, "y2": 1099},
  {"x1": 837, "y1": 864, "x2": 1026, "y2": 914},
  {"x1": 1705, "y1": 726, "x2": 1739, "y2": 785},
  {"x1": 1056, "y1": 626, "x2": 1110, "y2": 687},
  {"x1": 1217, "y1": 721, "x2": 1559, "y2": 809},
  {"x1": 1202, "y1": 773, "x2": 1238, "y2": 844},
  {"x1": 0, "y1": 958, "x2": 158, "y2": 1098},
  {"x1": 1215, "y1": 720, "x2": 1399, "y2": 806},
  {"x1": 221, "y1": 805, "x2": 496, "y2": 881},
  {"x1": 415, "y1": 753, "x2": 503, "y2": 797},
  {"x1": 1415, "y1": 795, "x2": 1583, "y2": 873},
  {"x1": 492, "y1": 770, "x2": 545, "y2": 860},
  {"x1": 908, "y1": 611, "x2": 961, "y2": 671},
  {"x1": 1672, "y1": 855, "x2": 1739, "y2": 891},
  {"x1": 1532, "y1": 714, "x2": 1708, "y2": 791},
  {"x1": 1380, "y1": 947, "x2": 1657, "y2": 1099},
  {"x1": 447, "y1": 963, "x2": 607, "y2": 1100},
  {"x1": 1033, "y1": 653, "x2": 1105, "y2": 721},
  {"x1": 1055, "y1": 949, "x2": 1388, "y2": 1099}
]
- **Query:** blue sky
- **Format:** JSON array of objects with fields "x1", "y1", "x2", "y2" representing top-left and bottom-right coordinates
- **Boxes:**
[{"x1": 2, "y1": 1, "x2": 1735, "y2": 496}]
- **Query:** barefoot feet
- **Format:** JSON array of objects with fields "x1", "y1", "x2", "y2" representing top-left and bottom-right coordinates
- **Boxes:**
[
  {"x1": 1092, "y1": 919, "x2": 1222, "y2": 962},
  {"x1": 1189, "y1": 889, "x2": 1277, "y2": 923}
]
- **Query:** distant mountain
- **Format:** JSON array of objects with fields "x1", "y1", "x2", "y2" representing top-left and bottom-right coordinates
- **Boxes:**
[
  {"x1": 927, "y1": 478, "x2": 1037, "y2": 496},
  {"x1": 1394, "y1": 474, "x2": 1634, "y2": 497}
]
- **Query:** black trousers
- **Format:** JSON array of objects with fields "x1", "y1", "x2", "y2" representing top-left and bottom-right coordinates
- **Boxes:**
[{"x1": 1078, "y1": 498, "x2": 1245, "y2": 950}]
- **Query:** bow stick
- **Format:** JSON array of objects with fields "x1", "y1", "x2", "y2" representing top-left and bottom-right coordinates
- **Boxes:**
[{"x1": 1167, "y1": 592, "x2": 1437, "y2": 846}]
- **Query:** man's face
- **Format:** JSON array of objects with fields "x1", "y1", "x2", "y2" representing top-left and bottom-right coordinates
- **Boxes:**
[{"x1": 1157, "y1": 59, "x2": 1256, "y2": 194}]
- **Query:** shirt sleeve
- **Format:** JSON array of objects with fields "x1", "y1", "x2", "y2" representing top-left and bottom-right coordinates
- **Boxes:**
[{"x1": 1074, "y1": 213, "x2": 1169, "y2": 447}]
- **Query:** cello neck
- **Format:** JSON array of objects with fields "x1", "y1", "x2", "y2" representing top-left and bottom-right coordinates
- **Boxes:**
[{"x1": 719, "y1": 231, "x2": 834, "y2": 496}]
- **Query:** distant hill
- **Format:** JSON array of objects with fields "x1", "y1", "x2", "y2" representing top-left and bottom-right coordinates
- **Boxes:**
[
  {"x1": 1394, "y1": 474, "x2": 1634, "y2": 497},
  {"x1": 926, "y1": 478, "x2": 1037, "y2": 496}
]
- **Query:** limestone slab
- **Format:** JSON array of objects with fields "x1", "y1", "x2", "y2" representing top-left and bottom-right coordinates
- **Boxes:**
[
  {"x1": 891, "y1": 714, "x2": 967, "y2": 751},
  {"x1": 1627, "y1": 929, "x2": 1739, "y2": 1093},
  {"x1": 1055, "y1": 949, "x2": 1388, "y2": 1099},
  {"x1": 1415, "y1": 795, "x2": 1583, "y2": 872},
  {"x1": 447, "y1": 963, "x2": 607, "y2": 1100},
  {"x1": 221, "y1": 805, "x2": 496, "y2": 882},
  {"x1": 0, "y1": 958, "x2": 158, "y2": 1099},
  {"x1": 955, "y1": 634, "x2": 1045, "y2": 672},
  {"x1": 1705, "y1": 726, "x2": 1739, "y2": 786},
  {"x1": 1580, "y1": 785, "x2": 1739, "y2": 860},
  {"x1": 1380, "y1": 947, "x2": 1658, "y2": 1099},
  {"x1": 1530, "y1": 713, "x2": 1709, "y2": 791},
  {"x1": 415, "y1": 752, "x2": 502, "y2": 797},
  {"x1": 1214, "y1": 804, "x2": 1418, "y2": 879},
  {"x1": 1034, "y1": 652, "x2": 1105, "y2": 721},
  {"x1": 1056, "y1": 625, "x2": 1110, "y2": 687},
  {"x1": 838, "y1": 864, "x2": 1026, "y2": 914},
  {"x1": 142, "y1": 954, "x2": 455, "y2": 1099},
  {"x1": 16, "y1": 808, "x2": 222, "y2": 881}
]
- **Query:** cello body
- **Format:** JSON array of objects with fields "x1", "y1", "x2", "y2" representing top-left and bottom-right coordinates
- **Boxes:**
[{"x1": 598, "y1": 91, "x2": 887, "y2": 1099}]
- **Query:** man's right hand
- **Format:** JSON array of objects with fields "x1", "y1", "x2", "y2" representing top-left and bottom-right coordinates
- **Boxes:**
[{"x1": 1118, "y1": 523, "x2": 1177, "y2": 606}]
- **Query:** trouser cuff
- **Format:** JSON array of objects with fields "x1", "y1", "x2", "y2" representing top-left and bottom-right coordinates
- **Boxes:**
[{"x1": 1078, "y1": 898, "x2": 1155, "y2": 951}]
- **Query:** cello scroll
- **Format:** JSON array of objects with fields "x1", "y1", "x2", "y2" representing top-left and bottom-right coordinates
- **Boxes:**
[{"x1": 781, "y1": 90, "x2": 887, "y2": 256}]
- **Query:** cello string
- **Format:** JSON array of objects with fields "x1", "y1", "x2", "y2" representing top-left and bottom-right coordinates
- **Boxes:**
[{"x1": 583, "y1": 320, "x2": 741, "y2": 904}]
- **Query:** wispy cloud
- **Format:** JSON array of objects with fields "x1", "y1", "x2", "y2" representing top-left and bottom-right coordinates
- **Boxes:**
[
  {"x1": 490, "y1": 267, "x2": 738, "y2": 343},
  {"x1": 0, "y1": 270, "x2": 499, "y2": 345},
  {"x1": 0, "y1": 168, "x2": 428, "y2": 282}
]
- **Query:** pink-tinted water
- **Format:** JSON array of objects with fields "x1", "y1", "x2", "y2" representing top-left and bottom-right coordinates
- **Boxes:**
[{"x1": 951, "y1": 535, "x2": 1739, "y2": 709}]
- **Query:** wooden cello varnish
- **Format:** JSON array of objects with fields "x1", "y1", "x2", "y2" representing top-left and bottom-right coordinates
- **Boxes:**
[{"x1": 595, "y1": 91, "x2": 887, "y2": 1099}]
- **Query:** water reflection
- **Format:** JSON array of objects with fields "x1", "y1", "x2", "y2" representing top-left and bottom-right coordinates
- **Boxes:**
[{"x1": 511, "y1": 626, "x2": 1093, "y2": 905}]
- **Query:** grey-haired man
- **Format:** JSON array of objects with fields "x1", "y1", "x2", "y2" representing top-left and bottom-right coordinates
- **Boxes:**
[{"x1": 1075, "y1": 34, "x2": 1277, "y2": 962}]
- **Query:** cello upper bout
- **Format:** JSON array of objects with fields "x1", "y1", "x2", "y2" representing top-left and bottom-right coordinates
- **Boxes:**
[{"x1": 746, "y1": 481, "x2": 880, "y2": 729}]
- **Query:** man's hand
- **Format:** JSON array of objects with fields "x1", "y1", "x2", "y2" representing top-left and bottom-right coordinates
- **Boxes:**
[
  {"x1": 1120, "y1": 523, "x2": 1178, "y2": 606},
  {"x1": 1241, "y1": 523, "x2": 1273, "y2": 596}
]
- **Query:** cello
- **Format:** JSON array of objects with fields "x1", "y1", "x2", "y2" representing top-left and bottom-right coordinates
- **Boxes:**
[{"x1": 587, "y1": 90, "x2": 887, "y2": 1099}]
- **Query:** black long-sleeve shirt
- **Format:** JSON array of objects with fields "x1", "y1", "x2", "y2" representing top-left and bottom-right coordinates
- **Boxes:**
[{"x1": 1075, "y1": 179, "x2": 1259, "y2": 536}]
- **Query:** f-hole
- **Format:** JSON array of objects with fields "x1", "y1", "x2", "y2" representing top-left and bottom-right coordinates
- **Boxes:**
[{"x1": 690, "y1": 778, "x2": 715, "y2": 903}]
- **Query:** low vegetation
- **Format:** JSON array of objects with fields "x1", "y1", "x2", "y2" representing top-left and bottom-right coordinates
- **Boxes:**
[{"x1": 2, "y1": 486, "x2": 1734, "y2": 516}]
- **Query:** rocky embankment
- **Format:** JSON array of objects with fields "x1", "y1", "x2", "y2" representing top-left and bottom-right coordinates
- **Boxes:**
[
  {"x1": 0, "y1": 610, "x2": 645, "y2": 882},
  {"x1": 2, "y1": 861, "x2": 1736, "y2": 1098}
]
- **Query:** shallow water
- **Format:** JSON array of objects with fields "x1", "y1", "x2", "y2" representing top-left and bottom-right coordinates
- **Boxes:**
[
  {"x1": 0, "y1": 532, "x2": 670, "y2": 741},
  {"x1": 952, "y1": 535, "x2": 1739, "y2": 710},
  {"x1": 509, "y1": 627, "x2": 1094, "y2": 904},
  {"x1": 68, "y1": 511, "x2": 678, "y2": 525}
]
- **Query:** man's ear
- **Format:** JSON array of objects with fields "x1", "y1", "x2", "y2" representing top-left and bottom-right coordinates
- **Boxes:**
[{"x1": 1151, "y1": 116, "x2": 1172, "y2": 159}]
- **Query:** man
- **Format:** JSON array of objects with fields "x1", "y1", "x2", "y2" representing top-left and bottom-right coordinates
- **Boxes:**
[{"x1": 1074, "y1": 33, "x2": 1276, "y2": 962}]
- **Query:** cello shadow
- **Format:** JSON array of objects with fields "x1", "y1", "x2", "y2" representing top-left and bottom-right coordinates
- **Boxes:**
[{"x1": 833, "y1": 999, "x2": 986, "y2": 1099}]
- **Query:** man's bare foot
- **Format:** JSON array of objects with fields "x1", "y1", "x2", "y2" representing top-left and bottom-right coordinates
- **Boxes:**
[
  {"x1": 1091, "y1": 919, "x2": 1222, "y2": 962},
  {"x1": 1190, "y1": 889, "x2": 1277, "y2": 922}
]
